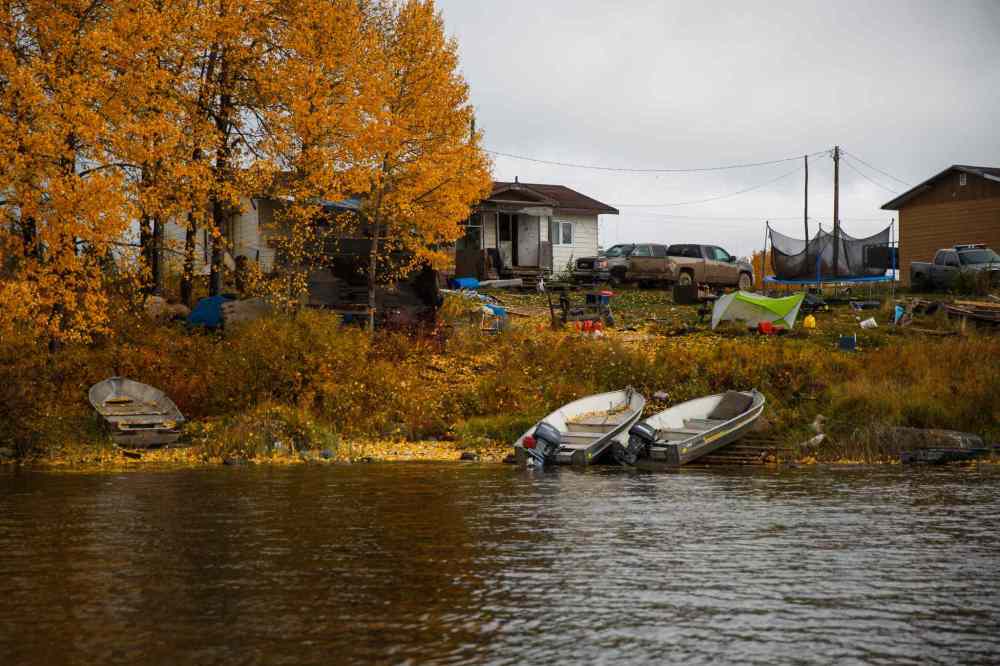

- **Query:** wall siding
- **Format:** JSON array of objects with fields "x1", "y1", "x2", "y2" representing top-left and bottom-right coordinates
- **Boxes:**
[
  {"x1": 551, "y1": 213, "x2": 599, "y2": 275},
  {"x1": 161, "y1": 196, "x2": 267, "y2": 275},
  {"x1": 896, "y1": 174, "x2": 1000, "y2": 286},
  {"x1": 899, "y1": 199, "x2": 1000, "y2": 286}
]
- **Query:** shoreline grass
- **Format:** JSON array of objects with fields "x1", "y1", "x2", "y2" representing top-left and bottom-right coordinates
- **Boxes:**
[{"x1": 1, "y1": 288, "x2": 997, "y2": 470}]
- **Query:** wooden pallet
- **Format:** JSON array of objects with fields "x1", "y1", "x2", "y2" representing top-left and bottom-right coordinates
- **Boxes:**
[{"x1": 693, "y1": 436, "x2": 793, "y2": 466}]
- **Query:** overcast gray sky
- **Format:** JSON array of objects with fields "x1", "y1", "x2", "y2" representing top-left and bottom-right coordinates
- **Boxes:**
[{"x1": 436, "y1": 0, "x2": 1000, "y2": 256}]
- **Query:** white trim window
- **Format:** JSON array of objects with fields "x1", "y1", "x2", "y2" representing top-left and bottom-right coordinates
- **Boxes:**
[{"x1": 550, "y1": 219, "x2": 574, "y2": 245}]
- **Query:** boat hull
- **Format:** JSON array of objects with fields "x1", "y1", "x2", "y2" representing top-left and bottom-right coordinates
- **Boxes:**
[
  {"x1": 513, "y1": 389, "x2": 646, "y2": 467},
  {"x1": 88, "y1": 377, "x2": 186, "y2": 449},
  {"x1": 631, "y1": 390, "x2": 766, "y2": 467}
]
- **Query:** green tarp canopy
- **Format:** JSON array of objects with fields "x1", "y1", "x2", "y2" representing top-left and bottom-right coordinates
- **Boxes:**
[{"x1": 711, "y1": 292, "x2": 805, "y2": 330}]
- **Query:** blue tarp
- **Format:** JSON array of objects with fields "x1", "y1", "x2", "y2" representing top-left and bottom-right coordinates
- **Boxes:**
[
  {"x1": 188, "y1": 295, "x2": 235, "y2": 329},
  {"x1": 449, "y1": 277, "x2": 480, "y2": 290}
]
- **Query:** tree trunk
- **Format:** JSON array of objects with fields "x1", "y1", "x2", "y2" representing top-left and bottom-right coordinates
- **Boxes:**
[
  {"x1": 151, "y1": 215, "x2": 164, "y2": 296},
  {"x1": 209, "y1": 50, "x2": 232, "y2": 298},
  {"x1": 139, "y1": 214, "x2": 153, "y2": 293},
  {"x1": 367, "y1": 222, "x2": 379, "y2": 333},
  {"x1": 209, "y1": 199, "x2": 225, "y2": 296},
  {"x1": 180, "y1": 212, "x2": 197, "y2": 307}
]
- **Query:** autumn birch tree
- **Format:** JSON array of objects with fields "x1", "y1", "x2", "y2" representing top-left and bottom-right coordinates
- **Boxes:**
[
  {"x1": 0, "y1": 0, "x2": 178, "y2": 345},
  {"x1": 359, "y1": 0, "x2": 491, "y2": 330}
]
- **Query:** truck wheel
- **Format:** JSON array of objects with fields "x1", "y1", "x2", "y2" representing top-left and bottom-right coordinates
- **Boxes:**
[
  {"x1": 738, "y1": 272, "x2": 752, "y2": 291},
  {"x1": 677, "y1": 271, "x2": 693, "y2": 287}
]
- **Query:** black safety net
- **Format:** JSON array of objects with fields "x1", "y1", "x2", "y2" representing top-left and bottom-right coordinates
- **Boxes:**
[{"x1": 768, "y1": 224, "x2": 892, "y2": 280}]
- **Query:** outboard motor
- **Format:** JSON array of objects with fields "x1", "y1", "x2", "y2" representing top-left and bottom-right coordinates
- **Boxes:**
[
  {"x1": 613, "y1": 421, "x2": 657, "y2": 465},
  {"x1": 522, "y1": 421, "x2": 562, "y2": 466}
]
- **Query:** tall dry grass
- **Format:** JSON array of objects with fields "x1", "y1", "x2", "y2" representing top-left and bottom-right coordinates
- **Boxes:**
[{"x1": 1, "y1": 305, "x2": 997, "y2": 461}]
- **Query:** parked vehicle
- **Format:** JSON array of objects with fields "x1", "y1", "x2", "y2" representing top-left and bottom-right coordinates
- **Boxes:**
[
  {"x1": 612, "y1": 390, "x2": 765, "y2": 466},
  {"x1": 620, "y1": 243, "x2": 679, "y2": 285},
  {"x1": 513, "y1": 388, "x2": 646, "y2": 467},
  {"x1": 572, "y1": 243, "x2": 635, "y2": 283},
  {"x1": 910, "y1": 244, "x2": 1000, "y2": 291},
  {"x1": 666, "y1": 244, "x2": 755, "y2": 290}
]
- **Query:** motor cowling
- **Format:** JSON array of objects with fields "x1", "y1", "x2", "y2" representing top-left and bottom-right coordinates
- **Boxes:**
[
  {"x1": 526, "y1": 421, "x2": 562, "y2": 464},
  {"x1": 613, "y1": 422, "x2": 657, "y2": 466}
]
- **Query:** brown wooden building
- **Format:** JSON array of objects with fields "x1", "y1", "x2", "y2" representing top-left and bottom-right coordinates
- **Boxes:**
[{"x1": 881, "y1": 165, "x2": 1000, "y2": 286}]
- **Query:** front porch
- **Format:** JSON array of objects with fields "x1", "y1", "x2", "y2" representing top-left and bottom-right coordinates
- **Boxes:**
[{"x1": 455, "y1": 183, "x2": 555, "y2": 285}]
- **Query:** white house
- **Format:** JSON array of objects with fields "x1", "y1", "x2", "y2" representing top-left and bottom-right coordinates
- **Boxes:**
[
  {"x1": 455, "y1": 180, "x2": 619, "y2": 283},
  {"x1": 161, "y1": 197, "x2": 280, "y2": 276},
  {"x1": 162, "y1": 180, "x2": 618, "y2": 287}
]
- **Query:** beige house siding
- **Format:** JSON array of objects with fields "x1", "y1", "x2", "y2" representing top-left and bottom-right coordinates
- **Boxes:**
[
  {"x1": 551, "y1": 213, "x2": 599, "y2": 276},
  {"x1": 161, "y1": 196, "x2": 280, "y2": 275},
  {"x1": 899, "y1": 199, "x2": 1000, "y2": 286}
]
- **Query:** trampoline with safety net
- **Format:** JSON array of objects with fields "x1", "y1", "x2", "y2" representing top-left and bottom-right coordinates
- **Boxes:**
[{"x1": 763, "y1": 223, "x2": 897, "y2": 295}]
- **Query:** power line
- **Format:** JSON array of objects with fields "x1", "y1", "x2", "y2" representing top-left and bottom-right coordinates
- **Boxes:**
[
  {"x1": 612, "y1": 165, "x2": 804, "y2": 207},
  {"x1": 485, "y1": 148, "x2": 829, "y2": 174},
  {"x1": 842, "y1": 157, "x2": 900, "y2": 195},
  {"x1": 624, "y1": 212, "x2": 887, "y2": 222},
  {"x1": 841, "y1": 149, "x2": 911, "y2": 187}
]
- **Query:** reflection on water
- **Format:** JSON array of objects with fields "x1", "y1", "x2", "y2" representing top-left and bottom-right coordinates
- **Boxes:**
[{"x1": 1, "y1": 464, "x2": 999, "y2": 664}]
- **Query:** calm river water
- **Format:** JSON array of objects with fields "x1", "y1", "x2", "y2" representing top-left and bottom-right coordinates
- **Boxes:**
[{"x1": 1, "y1": 464, "x2": 999, "y2": 664}]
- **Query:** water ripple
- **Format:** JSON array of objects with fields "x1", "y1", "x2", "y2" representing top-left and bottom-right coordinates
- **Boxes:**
[{"x1": 1, "y1": 465, "x2": 999, "y2": 664}]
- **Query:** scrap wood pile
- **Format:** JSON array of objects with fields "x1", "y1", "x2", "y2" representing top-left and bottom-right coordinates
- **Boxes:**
[{"x1": 943, "y1": 299, "x2": 1000, "y2": 326}]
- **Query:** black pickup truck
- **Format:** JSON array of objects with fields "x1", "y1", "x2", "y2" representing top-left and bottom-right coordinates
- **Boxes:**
[{"x1": 910, "y1": 244, "x2": 1000, "y2": 290}]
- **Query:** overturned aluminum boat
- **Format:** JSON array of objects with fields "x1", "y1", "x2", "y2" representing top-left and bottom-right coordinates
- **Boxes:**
[
  {"x1": 514, "y1": 388, "x2": 646, "y2": 467},
  {"x1": 613, "y1": 390, "x2": 765, "y2": 466},
  {"x1": 88, "y1": 377, "x2": 185, "y2": 448}
]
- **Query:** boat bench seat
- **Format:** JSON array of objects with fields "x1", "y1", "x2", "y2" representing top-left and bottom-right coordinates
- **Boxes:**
[
  {"x1": 683, "y1": 418, "x2": 728, "y2": 430},
  {"x1": 559, "y1": 432, "x2": 603, "y2": 447},
  {"x1": 655, "y1": 428, "x2": 702, "y2": 441}
]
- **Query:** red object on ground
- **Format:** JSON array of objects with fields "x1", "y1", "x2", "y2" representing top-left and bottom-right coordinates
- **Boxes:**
[
  {"x1": 757, "y1": 321, "x2": 775, "y2": 335},
  {"x1": 523, "y1": 435, "x2": 536, "y2": 449},
  {"x1": 600, "y1": 290, "x2": 614, "y2": 297}
]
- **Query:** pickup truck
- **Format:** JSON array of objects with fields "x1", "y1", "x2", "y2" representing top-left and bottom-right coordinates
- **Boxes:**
[
  {"x1": 572, "y1": 243, "x2": 635, "y2": 283},
  {"x1": 665, "y1": 244, "x2": 755, "y2": 290},
  {"x1": 910, "y1": 244, "x2": 1000, "y2": 290}
]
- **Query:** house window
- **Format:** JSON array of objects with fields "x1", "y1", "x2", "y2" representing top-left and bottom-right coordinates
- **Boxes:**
[
  {"x1": 550, "y1": 220, "x2": 573, "y2": 245},
  {"x1": 456, "y1": 214, "x2": 482, "y2": 251},
  {"x1": 959, "y1": 173, "x2": 967, "y2": 187}
]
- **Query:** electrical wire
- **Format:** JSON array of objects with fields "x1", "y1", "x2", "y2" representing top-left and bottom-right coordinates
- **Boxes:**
[
  {"x1": 842, "y1": 157, "x2": 900, "y2": 195},
  {"x1": 611, "y1": 165, "x2": 804, "y2": 207},
  {"x1": 841, "y1": 149, "x2": 911, "y2": 187},
  {"x1": 485, "y1": 148, "x2": 827, "y2": 174}
]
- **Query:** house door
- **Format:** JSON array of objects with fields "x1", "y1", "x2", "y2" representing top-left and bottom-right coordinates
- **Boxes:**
[
  {"x1": 498, "y1": 213, "x2": 517, "y2": 268},
  {"x1": 517, "y1": 215, "x2": 539, "y2": 266}
]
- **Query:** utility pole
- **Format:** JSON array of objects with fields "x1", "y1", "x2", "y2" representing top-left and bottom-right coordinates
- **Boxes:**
[
  {"x1": 803, "y1": 154, "x2": 809, "y2": 248},
  {"x1": 832, "y1": 145, "x2": 840, "y2": 277}
]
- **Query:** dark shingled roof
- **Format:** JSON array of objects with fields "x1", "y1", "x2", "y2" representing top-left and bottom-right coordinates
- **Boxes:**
[
  {"x1": 881, "y1": 165, "x2": 1000, "y2": 210},
  {"x1": 490, "y1": 181, "x2": 619, "y2": 215}
]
